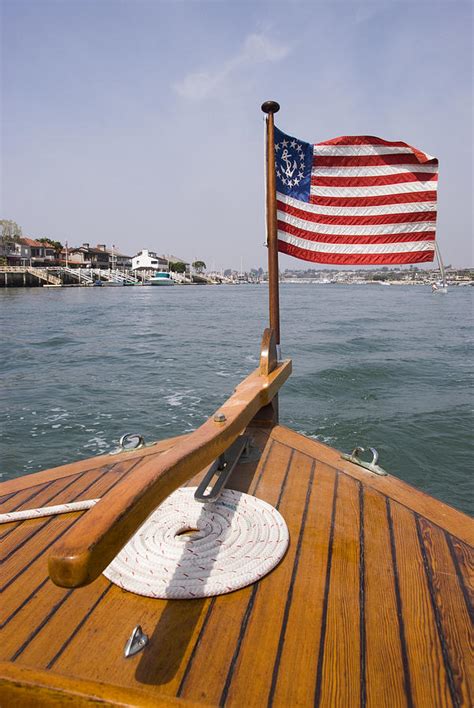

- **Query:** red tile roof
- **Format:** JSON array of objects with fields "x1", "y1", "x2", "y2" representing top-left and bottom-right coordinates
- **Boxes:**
[
  {"x1": 20, "y1": 238, "x2": 43, "y2": 247},
  {"x1": 20, "y1": 238, "x2": 55, "y2": 248}
]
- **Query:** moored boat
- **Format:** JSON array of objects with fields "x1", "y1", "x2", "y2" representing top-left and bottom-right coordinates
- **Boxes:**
[{"x1": 147, "y1": 271, "x2": 174, "y2": 286}]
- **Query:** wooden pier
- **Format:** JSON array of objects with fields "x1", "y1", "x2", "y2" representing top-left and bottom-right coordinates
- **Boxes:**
[{"x1": 0, "y1": 266, "x2": 62, "y2": 287}]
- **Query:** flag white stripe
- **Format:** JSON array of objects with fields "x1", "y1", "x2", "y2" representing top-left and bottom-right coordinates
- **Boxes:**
[
  {"x1": 311, "y1": 180, "x2": 439, "y2": 197},
  {"x1": 312, "y1": 164, "x2": 438, "y2": 177},
  {"x1": 313, "y1": 145, "x2": 434, "y2": 159},
  {"x1": 277, "y1": 192, "x2": 436, "y2": 216},
  {"x1": 277, "y1": 212, "x2": 436, "y2": 236},
  {"x1": 278, "y1": 231, "x2": 435, "y2": 255}
]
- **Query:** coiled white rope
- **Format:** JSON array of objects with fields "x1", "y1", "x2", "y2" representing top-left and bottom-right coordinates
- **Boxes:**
[
  {"x1": 1, "y1": 487, "x2": 289, "y2": 599},
  {"x1": 104, "y1": 487, "x2": 289, "y2": 599}
]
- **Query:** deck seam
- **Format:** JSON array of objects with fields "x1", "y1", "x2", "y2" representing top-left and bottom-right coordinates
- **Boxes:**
[
  {"x1": 0, "y1": 490, "x2": 21, "y2": 505},
  {"x1": 0, "y1": 577, "x2": 50, "y2": 630},
  {"x1": 219, "y1": 447, "x2": 294, "y2": 706},
  {"x1": 10, "y1": 589, "x2": 74, "y2": 661},
  {"x1": 444, "y1": 532, "x2": 474, "y2": 622},
  {"x1": 386, "y1": 498, "x2": 414, "y2": 708},
  {"x1": 1, "y1": 460, "x2": 141, "y2": 593},
  {"x1": 313, "y1": 471, "x2": 339, "y2": 708},
  {"x1": 0, "y1": 521, "x2": 24, "y2": 542},
  {"x1": 177, "y1": 439, "x2": 275, "y2": 699},
  {"x1": 415, "y1": 515, "x2": 459, "y2": 707},
  {"x1": 46, "y1": 585, "x2": 112, "y2": 669},
  {"x1": 267, "y1": 459, "x2": 316, "y2": 707},
  {"x1": 176, "y1": 597, "x2": 217, "y2": 697},
  {"x1": 6, "y1": 478, "x2": 67, "y2": 514}
]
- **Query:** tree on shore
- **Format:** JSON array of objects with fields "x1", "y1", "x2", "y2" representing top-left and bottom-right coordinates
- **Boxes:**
[
  {"x1": 192, "y1": 260, "x2": 206, "y2": 273},
  {"x1": 169, "y1": 261, "x2": 186, "y2": 274},
  {"x1": 0, "y1": 220, "x2": 22, "y2": 241}
]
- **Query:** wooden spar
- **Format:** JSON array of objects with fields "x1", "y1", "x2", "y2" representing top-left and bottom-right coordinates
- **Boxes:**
[
  {"x1": 262, "y1": 101, "x2": 281, "y2": 348},
  {"x1": 48, "y1": 337, "x2": 291, "y2": 588}
]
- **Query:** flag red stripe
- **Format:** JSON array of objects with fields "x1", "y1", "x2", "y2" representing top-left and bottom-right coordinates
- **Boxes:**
[
  {"x1": 277, "y1": 221, "x2": 435, "y2": 244},
  {"x1": 277, "y1": 201, "x2": 437, "y2": 226},
  {"x1": 308, "y1": 191, "x2": 437, "y2": 207},
  {"x1": 313, "y1": 154, "x2": 437, "y2": 167},
  {"x1": 311, "y1": 173, "x2": 438, "y2": 187},
  {"x1": 278, "y1": 240, "x2": 435, "y2": 265},
  {"x1": 317, "y1": 136, "x2": 421, "y2": 148}
]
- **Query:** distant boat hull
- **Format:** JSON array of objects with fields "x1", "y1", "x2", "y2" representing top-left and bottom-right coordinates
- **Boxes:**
[
  {"x1": 148, "y1": 279, "x2": 174, "y2": 286},
  {"x1": 148, "y1": 271, "x2": 174, "y2": 286},
  {"x1": 432, "y1": 282, "x2": 448, "y2": 294}
]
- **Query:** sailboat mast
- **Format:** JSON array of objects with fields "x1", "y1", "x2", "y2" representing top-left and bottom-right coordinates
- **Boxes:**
[
  {"x1": 262, "y1": 100, "x2": 281, "y2": 349},
  {"x1": 435, "y1": 241, "x2": 446, "y2": 285}
]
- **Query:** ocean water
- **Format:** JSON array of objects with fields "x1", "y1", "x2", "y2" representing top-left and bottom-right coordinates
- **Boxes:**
[{"x1": 0, "y1": 284, "x2": 472, "y2": 515}]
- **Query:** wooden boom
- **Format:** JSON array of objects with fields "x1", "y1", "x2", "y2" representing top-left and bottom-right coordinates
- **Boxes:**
[{"x1": 48, "y1": 329, "x2": 291, "y2": 588}]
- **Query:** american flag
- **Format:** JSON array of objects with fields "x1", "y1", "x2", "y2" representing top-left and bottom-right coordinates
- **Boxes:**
[{"x1": 274, "y1": 128, "x2": 438, "y2": 265}]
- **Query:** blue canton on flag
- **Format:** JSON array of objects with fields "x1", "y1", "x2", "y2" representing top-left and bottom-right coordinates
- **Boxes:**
[{"x1": 274, "y1": 127, "x2": 312, "y2": 203}]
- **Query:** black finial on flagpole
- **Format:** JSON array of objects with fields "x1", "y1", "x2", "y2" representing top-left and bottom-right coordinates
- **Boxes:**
[{"x1": 261, "y1": 101, "x2": 280, "y2": 114}]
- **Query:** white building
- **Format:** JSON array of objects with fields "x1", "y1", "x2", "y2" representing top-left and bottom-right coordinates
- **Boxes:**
[{"x1": 132, "y1": 250, "x2": 168, "y2": 272}]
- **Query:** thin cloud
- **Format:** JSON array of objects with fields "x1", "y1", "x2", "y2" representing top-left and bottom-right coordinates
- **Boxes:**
[{"x1": 174, "y1": 32, "x2": 291, "y2": 100}]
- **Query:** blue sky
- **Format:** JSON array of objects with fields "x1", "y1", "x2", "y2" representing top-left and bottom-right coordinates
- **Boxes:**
[{"x1": 2, "y1": 0, "x2": 472, "y2": 269}]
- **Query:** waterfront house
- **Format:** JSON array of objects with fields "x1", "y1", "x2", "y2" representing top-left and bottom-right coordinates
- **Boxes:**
[
  {"x1": 1, "y1": 240, "x2": 29, "y2": 266},
  {"x1": 132, "y1": 250, "x2": 168, "y2": 273},
  {"x1": 20, "y1": 238, "x2": 57, "y2": 266},
  {"x1": 1, "y1": 238, "x2": 57, "y2": 266},
  {"x1": 104, "y1": 246, "x2": 132, "y2": 269},
  {"x1": 69, "y1": 243, "x2": 110, "y2": 269}
]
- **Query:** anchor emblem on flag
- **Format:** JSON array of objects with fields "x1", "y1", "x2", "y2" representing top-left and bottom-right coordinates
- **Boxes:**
[{"x1": 274, "y1": 131, "x2": 308, "y2": 190}]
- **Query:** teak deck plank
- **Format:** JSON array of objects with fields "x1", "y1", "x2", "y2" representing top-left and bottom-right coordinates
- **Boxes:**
[
  {"x1": 417, "y1": 518, "x2": 473, "y2": 706},
  {"x1": 317, "y1": 472, "x2": 361, "y2": 707},
  {"x1": 222, "y1": 450, "x2": 313, "y2": 707},
  {"x1": 389, "y1": 500, "x2": 453, "y2": 707},
  {"x1": 270, "y1": 463, "x2": 336, "y2": 707},
  {"x1": 0, "y1": 424, "x2": 472, "y2": 707},
  {"x1": 363, "y1": 487, "x2": 407, "y2": 708},
  {"x1": 178, "y1": 439, "x2": 293, "y2": 705},
  {"x1": 448, "y1": 536, "x2": 474, "y2": 608}
]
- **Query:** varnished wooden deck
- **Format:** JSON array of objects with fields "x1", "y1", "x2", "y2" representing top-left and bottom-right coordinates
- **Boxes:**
[{"x1": 1, "y1": 425, "x2": 472, "y2": 706}]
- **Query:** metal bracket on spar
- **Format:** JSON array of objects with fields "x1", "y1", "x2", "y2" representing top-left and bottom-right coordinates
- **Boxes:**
[{"x1": 194, "y1": 435, "x2": 250, "y2": 503}]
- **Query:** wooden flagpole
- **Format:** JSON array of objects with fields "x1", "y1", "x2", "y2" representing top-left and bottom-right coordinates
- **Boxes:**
[{"x1": 262, "y1": 100, "x2": 281, "y2": 351}]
